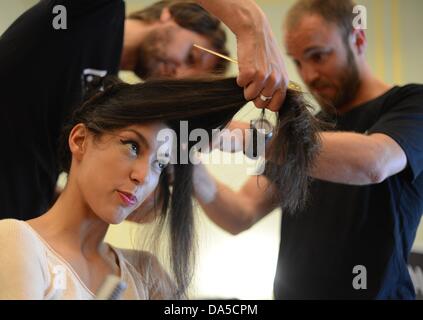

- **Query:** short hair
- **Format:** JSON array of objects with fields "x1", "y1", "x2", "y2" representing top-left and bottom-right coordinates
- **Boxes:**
[
  {"x1": 128, "y1": 0, "x2": 229, "y2": 74},
  {"x1": 286, "y1": 0, "x2": 357, "y2": 43}
]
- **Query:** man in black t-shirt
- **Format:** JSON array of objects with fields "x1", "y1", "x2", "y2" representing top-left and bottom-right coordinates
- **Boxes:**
[
  {"x1": 194, "y1": 0, "x2": 423, "y2": 299},
  {"x1": 0, "y1": 0, "x2": 289, "y2": 220}
]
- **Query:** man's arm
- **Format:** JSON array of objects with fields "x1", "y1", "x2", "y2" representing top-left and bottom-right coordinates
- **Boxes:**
[
  {"x1": 220, "y1": 122, "x2": 407, "y2": 185},
  {"x1": 194, "y1": 163, "x2": 279, "y2": 235},
  {"x1": 194, "y1": 130, "x2": 406, "y2": 235},
  {"x1": 312, "y1": 132, "x2": 407, "y2": 185},
  {"x1": 194, "y1": 0, "x2": 288, "y2": 112}
]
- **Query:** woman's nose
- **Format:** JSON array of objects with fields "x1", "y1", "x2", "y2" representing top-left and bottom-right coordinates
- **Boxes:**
[{"x1": 130, "y1": 162, "x2": 149, "y2": 185}]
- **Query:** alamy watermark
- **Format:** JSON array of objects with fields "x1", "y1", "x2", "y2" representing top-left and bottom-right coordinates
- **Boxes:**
[
  {"x1": 156, "y1": 122, "x2": 268, "y2": 176},
  {"x1": 353, "y1": 5, "x2": 367, "y2": 30},
  {"x1": 52, "y1": 5, "x2": 67, "y2": 30},
  {"x1": 352, "y1": 265, "x2": 367, "y2": 290}
]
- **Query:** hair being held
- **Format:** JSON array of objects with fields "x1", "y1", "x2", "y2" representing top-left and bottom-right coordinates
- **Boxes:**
[{"x1": 59, "y1": 76, "x2": 320, "y2": 299}]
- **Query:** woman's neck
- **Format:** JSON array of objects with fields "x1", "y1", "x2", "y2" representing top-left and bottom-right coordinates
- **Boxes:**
[{"x1": 27, "y1": 181, "x2": 109, "y2": 258}]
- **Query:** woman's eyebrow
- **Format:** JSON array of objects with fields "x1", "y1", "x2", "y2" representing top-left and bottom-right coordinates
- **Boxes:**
[{"x1": 123, "y1": 129, "x2": 150, "y2": 149}]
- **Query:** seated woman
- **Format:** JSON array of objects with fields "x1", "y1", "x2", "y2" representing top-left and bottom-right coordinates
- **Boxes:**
[{"x1": 0, "y1": 77, "x2": 320, "y2": 299}]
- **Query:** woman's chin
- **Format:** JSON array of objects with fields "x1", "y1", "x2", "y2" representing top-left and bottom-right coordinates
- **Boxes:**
[{"x1": 101, "y1": 208, "x2": 131, "y2": 225}]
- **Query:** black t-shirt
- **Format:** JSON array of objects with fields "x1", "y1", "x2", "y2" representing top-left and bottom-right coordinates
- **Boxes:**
[
  {"x1": 274, "y1": 84, "x2": 423, "y2": 299},
  {"x1": 0, "y1": 0, "x2": 124, "y2": 219}
]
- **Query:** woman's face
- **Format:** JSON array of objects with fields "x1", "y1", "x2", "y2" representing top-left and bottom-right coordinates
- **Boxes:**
[{"x1": 73, "y1": 122, "x2": 173, "y2": 224}]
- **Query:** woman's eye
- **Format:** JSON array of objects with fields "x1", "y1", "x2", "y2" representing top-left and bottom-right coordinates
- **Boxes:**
[{"x1": 121, "y1": 140, "x2": 139, "y2": 156}]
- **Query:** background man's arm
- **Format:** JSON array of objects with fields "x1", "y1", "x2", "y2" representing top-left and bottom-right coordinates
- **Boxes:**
[{"x1": 195, "y1": 0, "x2": 289, "y2": 111}]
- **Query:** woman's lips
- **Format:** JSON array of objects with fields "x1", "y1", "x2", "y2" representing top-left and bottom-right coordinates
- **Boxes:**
[{"x1": 117, "y1": 191, "x2": 137, "y2": 207}]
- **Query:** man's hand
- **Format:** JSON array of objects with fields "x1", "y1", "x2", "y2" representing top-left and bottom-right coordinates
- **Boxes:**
[
  {"x1": 236, "y1": 12, "x2": 289, "y2": 112},
  {"x1": 194, "y1": 0, "x2": 289, "y2": 112}
]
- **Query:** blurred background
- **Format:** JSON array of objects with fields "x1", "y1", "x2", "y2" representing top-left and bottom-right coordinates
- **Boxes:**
[{"x1": 1, "y1": 0, "x2": 422, "y2": 299}]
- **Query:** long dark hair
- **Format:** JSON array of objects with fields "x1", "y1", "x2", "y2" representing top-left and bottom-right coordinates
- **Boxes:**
[{"x1": 59, "y1": 76, "x2": 321, "y2": 299}]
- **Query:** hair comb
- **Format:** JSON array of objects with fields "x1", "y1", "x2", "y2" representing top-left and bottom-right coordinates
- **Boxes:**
[{"x1": 193, "y1": 44, "x2": 303, "y2": 92}]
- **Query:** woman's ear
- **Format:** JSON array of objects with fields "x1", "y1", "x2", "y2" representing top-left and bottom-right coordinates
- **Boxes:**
[{"x1": 68, "y1": 123, "x2": 88, "y2": 161}]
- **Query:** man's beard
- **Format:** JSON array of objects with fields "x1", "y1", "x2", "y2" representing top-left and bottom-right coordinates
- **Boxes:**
[
  {"x1": 134, "y1": 27, "x2": 173, "y2": 79},
  {"x1": 311, "y1": 46, "x2": 361, "y2": 113}
]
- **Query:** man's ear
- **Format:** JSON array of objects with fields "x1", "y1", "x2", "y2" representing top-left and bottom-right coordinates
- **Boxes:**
[
  {"x1": 69, "y1": 123, "x2": 88, "y2": 161},
  {"x1": 159, "y1": 7, "x2": 172, "y2": 23},
  {"x1": 351, "y1": 29, "x2": 367, "y2": 55}
]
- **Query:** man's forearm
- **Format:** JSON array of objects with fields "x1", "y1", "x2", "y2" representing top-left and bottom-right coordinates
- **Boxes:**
[
  {"x1": 194, "y1": 0, "x2": 265, "y2": 36},
  {"x1": 195, "y1": 0, "x2": 288, "y2": 111},
  {"x1": 197, "y1": 181, "x2": 256, "y2": 235},
  {"x1": 194, "y1": 163, "x2": 278, "y2": 234},
  {"x1": 222, "y1": 121, "x2": 398, "y2": 185},
  {"x1": 311, "y1": 131, "x2": 397, "y2": 185}
]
